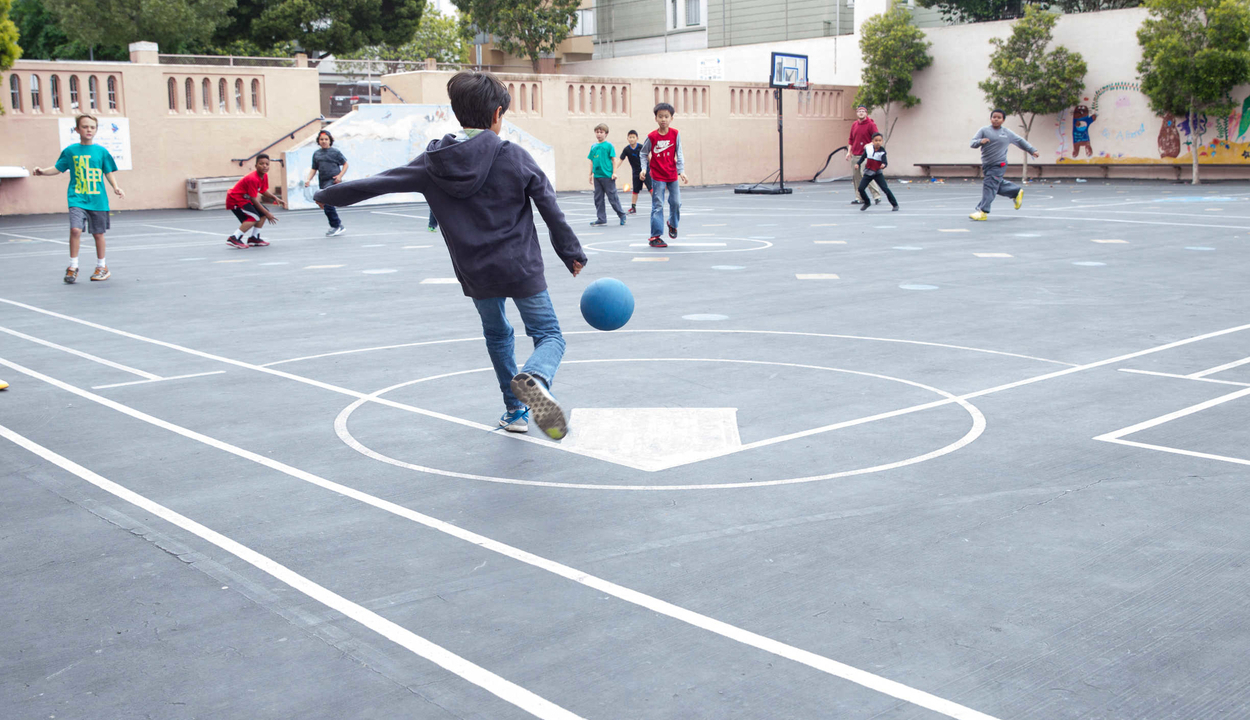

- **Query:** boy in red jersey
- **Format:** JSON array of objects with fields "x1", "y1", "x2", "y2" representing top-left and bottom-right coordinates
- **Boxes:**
[
  {"x1": 224, "y1": 154, "x2": 283, "y2": 248},
  {"x1": 638, "y1": 102, "x2": 688, "y2": 248}
]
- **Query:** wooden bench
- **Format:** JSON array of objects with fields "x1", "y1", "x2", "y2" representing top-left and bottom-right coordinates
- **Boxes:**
[{"x1": 915, "y1": 162, "x2": 1250, "y2": 181}]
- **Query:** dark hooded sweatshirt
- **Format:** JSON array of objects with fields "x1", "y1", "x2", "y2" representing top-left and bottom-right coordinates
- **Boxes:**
[{"x1": 314, "y1": 130, "x2": 586, "y2": 299}]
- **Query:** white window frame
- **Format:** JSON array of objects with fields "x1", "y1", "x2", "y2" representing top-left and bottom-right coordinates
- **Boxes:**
[{"x1": 667, "y1": 0, "x2": 706, "y2": 30}]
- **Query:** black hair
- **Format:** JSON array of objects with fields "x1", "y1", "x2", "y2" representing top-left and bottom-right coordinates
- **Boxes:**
[
  {"x1": 256, "y1": 153, "x2": 270, "y2": 162},
  {"x1": 990, "y1": 108, "x2": 1006, "y2": 118},
  {"x1": 871, "y1": 132, "x2": 883, "y2": 140},
  {"x1": 447, "y1": 71, "x2": 511, "y2": 129},
  {"x1": 317, "y1": 130, "x2": 334, "y2": 145},
  {"x1": 653, "y1": 102, "x2": 675, "y2": 117},
  {"x1": 627, "y1": 129, "x2": 638, "y2": 136}
]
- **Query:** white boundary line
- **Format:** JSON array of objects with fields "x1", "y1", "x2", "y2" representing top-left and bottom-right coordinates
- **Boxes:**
[
  {"x1": 1118, "y1": 368, "x2": 1250, "y2": 388},
  {"x1": 0, "y1": 325, "x2": 160, "y2": 380},
  {"x1": 0, "y1": 419, "x2": 583, "y2": 720},
  {"x1": 1190, "y1": 355, "x2": 1250, "y2": 379},
  {"x1": 0, "y1": 356, "x2": 1001, "y2": 720},
  {"x1": 143, "y1": 223, "x2": 226, "y2": 237},
  {"x1": 92, "y1": 370, "x2": 226, "y2": 390},
  {"x1": 1093, "y1": 386, "x2": 1250, "y2": 468},
  {"x1": 0, "y1": 230, "x2": 67, "y2": 245}
]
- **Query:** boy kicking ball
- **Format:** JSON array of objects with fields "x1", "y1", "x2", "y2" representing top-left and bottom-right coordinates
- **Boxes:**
[
  {"x1": 225, "y1": 154, "x2": 283, "y2": 248},
  {"x1": 31, "y1": 114, "x2": 125, "y2": 283},
  {"x1": 316, "y1": 71, "x2": 587, "y2": 440}
]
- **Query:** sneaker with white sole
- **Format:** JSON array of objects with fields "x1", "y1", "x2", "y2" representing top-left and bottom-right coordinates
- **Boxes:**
[
  {"x1": 64, "y1": 266, "x2": 79, "y2": 284},
  {"x1": 498, "y1": 408, "x2": 529, "y2": 433},
  {"x1": 969, "y1": 210, "x2": 988, "y2": 221},
  {"x1": 327, "y1": 226, "x2": 346, "y2": 237},
  {"x1": 509, "y1": 372, "x2": 568, "y2": 440},
  {"x1": 90, "y1": 265, "x2": 110, "y2": 281}
]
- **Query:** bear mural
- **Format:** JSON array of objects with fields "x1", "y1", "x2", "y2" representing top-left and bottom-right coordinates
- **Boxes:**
[
  {"x1": 1072, "y1": 105, "x2": 1098, "y2": 157},
  {"x1": 1158, "y1": 114, "x2": 1181, "y2": 159}
]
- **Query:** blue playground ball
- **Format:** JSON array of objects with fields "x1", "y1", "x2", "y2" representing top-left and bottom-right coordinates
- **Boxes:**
[{"x1": 580, "y1": 278, "x2": 635, "y2": 331}]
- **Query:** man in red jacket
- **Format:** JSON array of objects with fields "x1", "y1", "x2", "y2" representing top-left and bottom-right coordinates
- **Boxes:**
[{"x1": 845, "y1": 105, "x2": 881, "y2": 204}]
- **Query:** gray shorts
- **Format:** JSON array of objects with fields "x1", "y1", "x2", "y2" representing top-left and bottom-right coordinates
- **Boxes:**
[{"x1": 68, "y1": 207, "x2": 110, "y2": 234}]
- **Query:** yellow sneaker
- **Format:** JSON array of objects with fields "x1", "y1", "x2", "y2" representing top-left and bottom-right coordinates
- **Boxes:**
[
  {"x1": 1014, "y1": 189, "x2": 1024, "y2": 210},
  {"x1": 0, "y1": 379, "x2": 8, "y2": 390},
  {"x1": 969, "y1": 211, "x2": 988, "y2": 221}
]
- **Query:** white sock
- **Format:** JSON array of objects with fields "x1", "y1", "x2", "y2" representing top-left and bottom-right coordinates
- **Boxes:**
[
  {"x1": 96, "y1": 258, "x2": 106, "y2": 268},
  {"x1": 69, "y1": 257, "x2": 79, "y2": 269},
  {"x1": 231, "y1": 229, "x2": 244, "y2": 239},
  {"x1": 248, "y1": 227, "x2": 260, "y2": 238}
]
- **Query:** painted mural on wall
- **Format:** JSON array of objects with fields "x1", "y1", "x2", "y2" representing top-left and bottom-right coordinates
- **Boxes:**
[
  {"x1": 1053, "y1": 81, "x2": 1250, "y2": 165},
  {"x1": 284, "y1": 104, "x2": 556, "y2": 211}
]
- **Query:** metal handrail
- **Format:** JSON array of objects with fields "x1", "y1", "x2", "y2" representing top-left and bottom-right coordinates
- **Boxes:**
[
  {"x1": 230, "y1": 116, "x2": 326, "y2": 167},
  {"x1": 381, "y1": 84, "x2": 406, "y2": 103}
]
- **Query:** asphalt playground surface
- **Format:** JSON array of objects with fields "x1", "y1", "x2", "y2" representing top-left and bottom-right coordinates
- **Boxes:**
[{"x1": 2, "y1": 178, "x2": 1249, "y2": 720}]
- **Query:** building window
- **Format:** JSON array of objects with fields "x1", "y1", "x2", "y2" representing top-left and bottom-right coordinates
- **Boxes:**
[
  {"x1": 251, "y1": 79, "x2": 260, "y2": 112},
  {"x1": 50, "y1": 75, "x2": 61, "y2": 111},
  {"x1": 9, "y1": 74, "x2": 20, "y2": 112},
  {"x1": 69, "y1": 75, "x2": 79, "y2": 110},
  {"x1": 167, "y1": 77, "x2": 177, "y2": 111},
  {"x1": 686, "y1": 0, "x2": 700, "y2": 25},
  {"x1": 671, "y1": 0, "x2": 678, "y2": 29},
  {"x1": 30, "y1": 74, "x2": 41, "y2": 112},
  {"x1": 88, "y1": 75, "x2": 98, "y2": 110},
  {"x1": 185, "y1": 77, "x2": 194, "y2": 112},
  {"x1": 108, "y1": 76, "x2": 118, "y2": 110},
  {"x1": 234, "y1": 78, "x2": 243, "y2": 113},
  {"x1": 202, "y1": 78, "x2": 211, "y2": 113},
  {"x1": 218, "y1": 78, "x2": 227, "y2": 112}
]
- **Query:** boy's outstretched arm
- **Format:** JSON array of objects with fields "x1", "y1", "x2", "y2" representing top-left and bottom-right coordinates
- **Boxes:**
[
  {"x1": 314, "y1": 157, "x2": 427, "y2": 207},
  {"x1": 970, "y1": 128, "x2": 987, "y2": 148},
  {"x1": 517, "y1": 151, "x2": 587, "y2": 275}
]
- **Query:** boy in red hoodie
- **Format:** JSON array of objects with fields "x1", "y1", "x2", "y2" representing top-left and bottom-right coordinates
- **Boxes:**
[
  {"x1": 846, "y1": 105, "x2": 881, "y2": 205},
  {"x1": 639, "y1": 102, "x2": 688, "y2": 248}
]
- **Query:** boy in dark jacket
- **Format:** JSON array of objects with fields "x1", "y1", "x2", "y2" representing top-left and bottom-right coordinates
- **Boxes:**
[
  {"x1": 315, "y1": 71, "x2": 586, "y2": 440},
  {"x1": 857, "y1": 133, "x2": 899, "y2": 212}
]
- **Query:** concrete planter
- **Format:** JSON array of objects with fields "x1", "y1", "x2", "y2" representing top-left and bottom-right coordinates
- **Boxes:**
[{"x1": 186, "y1": 176, "x2": 243, "y2": 210}]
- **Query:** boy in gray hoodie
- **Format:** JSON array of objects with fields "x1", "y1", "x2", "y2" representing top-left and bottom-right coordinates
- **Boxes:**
[
  {"x1": 969, "y1": 109, "x2": 1040, "y2": 221},
  {"x1": 316, "y1": 71, "x2": 587, "y2": 440}
]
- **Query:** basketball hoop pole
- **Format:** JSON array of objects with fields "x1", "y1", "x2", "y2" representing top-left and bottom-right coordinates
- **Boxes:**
[{"x1": 776, "y1": 87, "x2": 786, "y2": 193}]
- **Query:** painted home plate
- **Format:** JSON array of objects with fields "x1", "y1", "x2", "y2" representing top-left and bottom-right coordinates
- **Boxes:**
[{"x1": 562, "y1": 408, "x2": 742, "y2": 472}]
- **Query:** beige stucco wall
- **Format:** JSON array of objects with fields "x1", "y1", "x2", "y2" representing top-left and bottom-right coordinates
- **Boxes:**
[
  {"x1": 1, "y1": 58, "x2": 321, "y2": 216},
  {"x1": 382, "y1": 70, "x2": 855, "y2": 192}
]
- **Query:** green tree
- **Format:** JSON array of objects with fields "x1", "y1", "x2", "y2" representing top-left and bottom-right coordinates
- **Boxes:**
[
  {"x1": 853, "y1": 6, "x2": 933, "y2": 142},
  {"x1": 250, "y1": 0, "x2": 424, "y2": 56},
  {"x1": 1137, "y1": 0, "x2": 1250, "y2": 183},
  {"x1": 10, "y1": 0, "x2": 125, "y2": 60},
  {"x1": 0, "y1": 0, "x2": 17, "y2": 113},
  {"x1": 454, "y1": 0, "x2": 580, "y2": 71},
  {"x1": 341, "y1": 2, "x2": 470, "y2": 67},
  {"x1": 978, "y1": 6, "x2": 1087, "y2": 179},
  {"x1": 916, "y1": 0, "x2": 1026, "y2": 23},
  {"x1": 42, "y1": 0, "x2": 236, "y2": 50}
]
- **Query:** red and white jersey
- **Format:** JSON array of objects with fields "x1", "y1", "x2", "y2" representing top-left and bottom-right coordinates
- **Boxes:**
[{"x1": 642, "y1": 128, "x2": 683, "y2": 182}]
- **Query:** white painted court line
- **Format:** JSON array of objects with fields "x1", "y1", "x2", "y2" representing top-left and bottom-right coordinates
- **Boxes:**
[
  {"x1": 0, "y1": 358, "x2": 1001, "y2": 720},
  {"x1": 1017, "y1": 214, "x2": 1250, "y2": 230},
  {"x1": 938, "y1": 229, "x2": 970, "y2": 233},
  {"x1": 1190, "y1": 355, "x2": 1250, "y2": 379},
  {"x1": 0, "y1": 420, "x2": 583, "y2": 720},
  {"x1": 814, "y1": 240, "x2": 846, "y2": 244},
  {"x1": 0, "y1": 325, "x2": 159, "y2": 380},
  {"x1": 371, "y1": 211, "x2": 428, "y2": 221},
  {"x1": 215, "y1": 259, "x2": 250, "y2": 264},
  {"x1": 143, "y1": 224, "x2": 226, "y2": 237},
  {"x1": 810, "y1": 223, "x2": 838, "y2": 227},
  {"x1": 973, "y1": 253, "x2": 1012, "y2": 258},
  {"x1": 796, "y1": 274, "x2": 840, "y2": 280},
  {"x1": 402, "y1": 245, "x2": 433, "y2": 249},
  {"x1": 421, "y1": 277, "x2": 460, "y2": 283},
  {"x1": 1118, "y1": 369, "x2": 1250, "y2": 388},
  {"x1": 304, "y1": 264, "x2": 344, "y2": 270},
  {"x1": 628, "y1": 242, "x2": 726, "y2": 247},
  {"x1": 632, "y1": 257, "x2": 669, "y2": 262},
  {"x1": 1090, "y1": 239, "x2": 1128, "y2": 244},
  {"x1": 1093, "y1": 385, "x2": 1250, "y2": 468},
  {"x1": 0, "y1": 230, "x2": 68, "y2": 245},
  {"x1": 92, "y1": 371, "x2": 227, "y2": 390}
]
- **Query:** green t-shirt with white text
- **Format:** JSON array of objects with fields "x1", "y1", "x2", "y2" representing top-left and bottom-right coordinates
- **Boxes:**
[
  {"x1": 54, "y1": 143, "x2": 118, "y2": 212},
  {"x1": 588, "y1": 141, "x2": 616, "y2": 178}
]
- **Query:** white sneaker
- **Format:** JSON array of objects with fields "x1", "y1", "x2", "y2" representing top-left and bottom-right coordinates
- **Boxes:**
[
  {"x1": 498, "y1": 408, "x2": 529, "y2": 433},
  {"x1": 327, "y1": 226, "x2": 345, "y2": 237}
]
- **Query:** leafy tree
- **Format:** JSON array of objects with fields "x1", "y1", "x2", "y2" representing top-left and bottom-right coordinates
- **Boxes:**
[
  {"x1": 341, "y1": 2, "x2": 471, "y2": 67},
  {"x1": 978, "y1": 6, "x2": 1087, "y2": 179},
  {"x1": 1137, "y1": 0, "x2": 1250, "y2": 183},
  {"x1": 453, "y1": 0, "x2": 580, "y2": 71},
  {"x1": 1, "y1": 0, "x2": 20, "y2": 84},
  {"x1": 250, "y1": 0, "x2": 424, "y2": 56},
  {"x1": 1048, "y1": 0, "x2": 1142, "y2": 11},
  {"x1": 42, "y1": 0, "x2": 236, "y2": 50},
  {"x1": 10, "y1": 0, "x2": 125, "y2": 60},
  {"x1": 853, "y1": 6, "x2": 933, "y2": 142}
]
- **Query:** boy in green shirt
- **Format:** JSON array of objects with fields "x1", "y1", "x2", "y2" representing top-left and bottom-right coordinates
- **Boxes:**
[
  {"x1": 32, "y1": 114, "x2": 126, "y2": 283},
  {"x1": 587, "y1": 123, "x2": 627, "y2": 227}
]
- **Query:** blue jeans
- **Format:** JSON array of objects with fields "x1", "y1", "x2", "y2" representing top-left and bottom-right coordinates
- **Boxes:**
[
  {"x1": 650, "y1": 180, "x2": 680, "y2": 237},
  {"x1": 319, "y1": 178, "x2": 342, "y2": 228},
  {"x1": 471, "y1": 290, "x2": 565, "y2": 411}
]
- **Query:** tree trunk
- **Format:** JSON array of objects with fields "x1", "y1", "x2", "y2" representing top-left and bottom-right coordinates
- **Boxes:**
[
  {"x1": 1019, "y1": 115, "x2": 1031, "y2": 184},
  {"x1": 883, "y1": 103, "x2": 893, "y2": 144},
  {"x1": 1190, "y1": 107, "x2": 1200, "y2": 185}
]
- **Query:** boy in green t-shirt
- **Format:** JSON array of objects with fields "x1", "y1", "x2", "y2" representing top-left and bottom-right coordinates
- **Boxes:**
[
  {"x1": 32, "y1": 114, "x2": 126, "y2": 283},
  {"x1": 587, "y1": 123, "x2": 627, "y2": 227}
]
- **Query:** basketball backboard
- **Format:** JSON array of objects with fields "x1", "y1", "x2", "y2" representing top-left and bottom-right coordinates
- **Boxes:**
[{"x1": 769, "y1": 52, "x2": 809, "y2": 89}]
